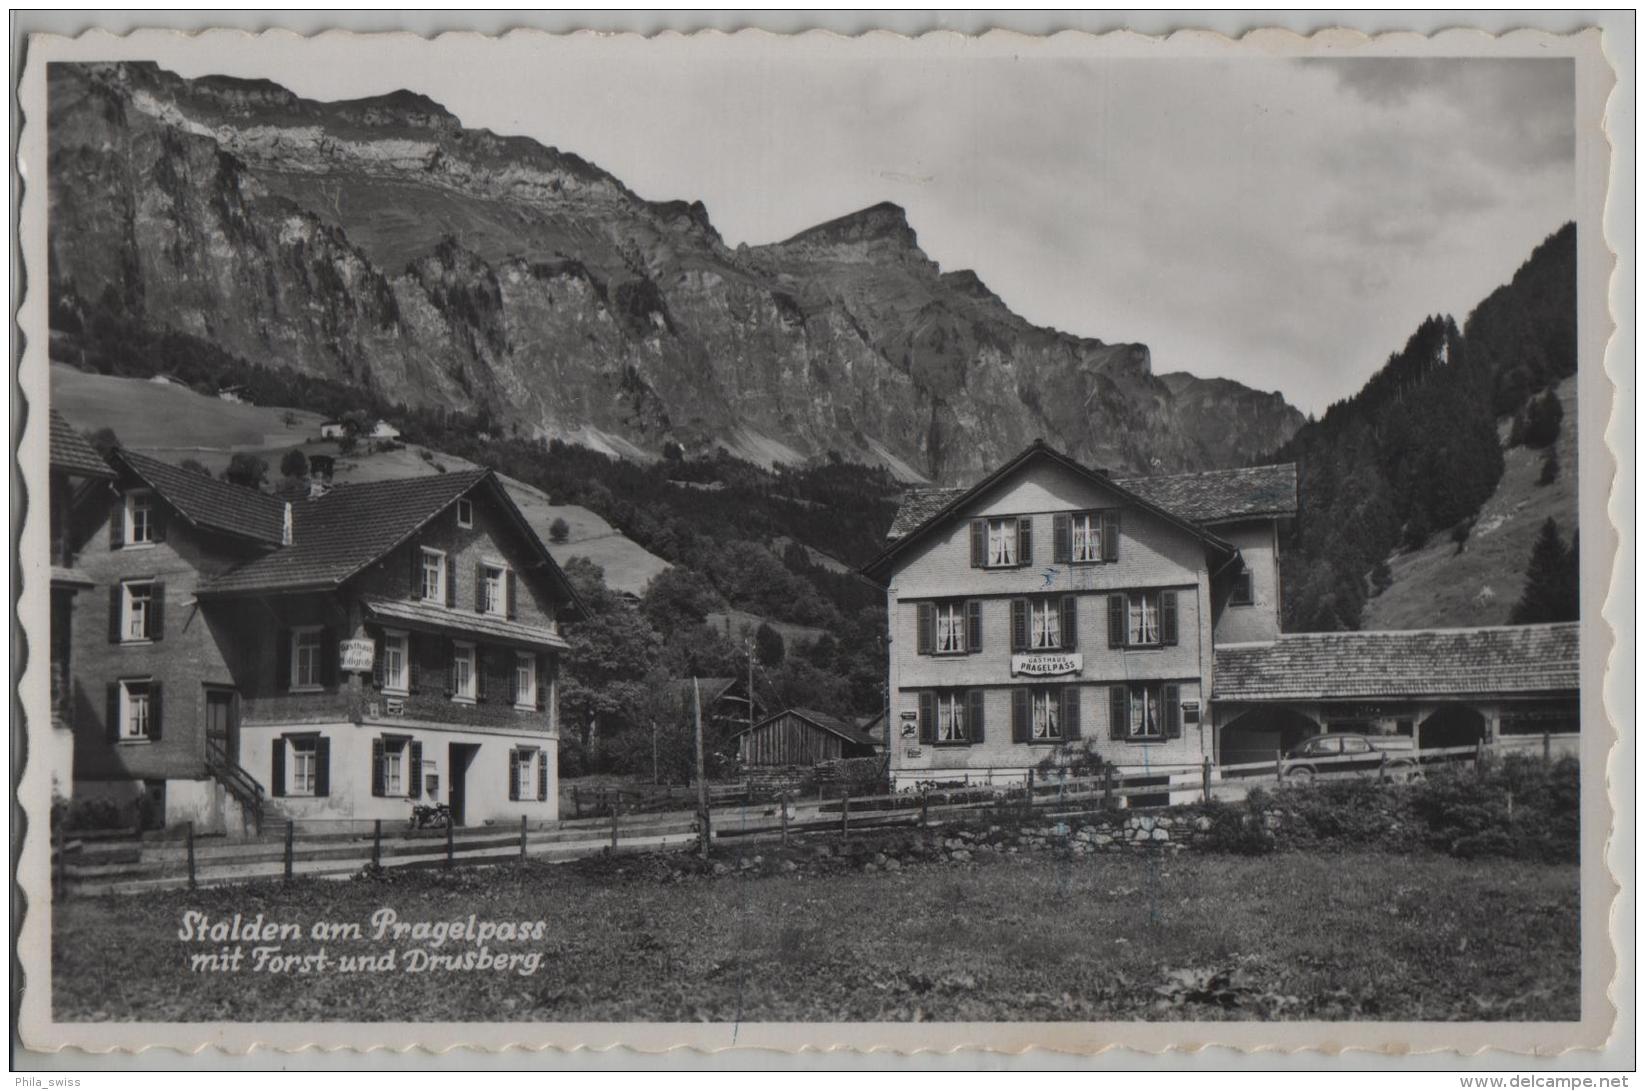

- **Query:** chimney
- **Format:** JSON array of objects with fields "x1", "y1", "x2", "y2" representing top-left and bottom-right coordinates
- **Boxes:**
[
  {"x1": 282, "y1": 501, "x2": 293, "y2": 546},
  {"x1": 308, "y1": 476, "x2": 329, "y2": 499}
]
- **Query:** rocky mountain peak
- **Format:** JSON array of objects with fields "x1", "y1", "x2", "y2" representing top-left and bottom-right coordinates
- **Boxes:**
[{"x1": 777, "y1": 200, "x2": 918, "y2": 250}]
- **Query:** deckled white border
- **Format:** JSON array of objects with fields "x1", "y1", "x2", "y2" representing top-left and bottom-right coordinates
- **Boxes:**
[{"x1": 11, "y1": 22, "x2": 1628, "y2": 1061}]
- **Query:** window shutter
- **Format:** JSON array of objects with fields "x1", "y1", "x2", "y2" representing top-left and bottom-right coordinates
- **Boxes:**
[
  {"x1": 409, "y1": 545, "x2": 421, "y2": 599},
  {"x1": 371, "y1": 631, "x2": 385, "y2": 690},
  {"x1": 1109, "y1": 685, "x2": 1127, "y2": 740},
  {"x1": 371, "y1": 738, "x2": 385, "y2": 797},
  {"x1": 506, "y1": 571, "x2": 517, "y2": 619},
  {"x1": 966, "y1": 600, "x2": 983, "y2": 653},
  {"x1": 1164, "y1": 684, "x2": 1182, "y2": 739},
  {"x1": 320, "y1": 627, "x2": 337, "y2": 687},
  {"x1": 276, "y1": 628, "x2": 292, "y2": 690},
  {"x1": 315, "y1": 737, "x2": 331, "y2": 797},
  {"x1": 149, "y1": 581, "x2": 165, "y2": 641},
  {"x1": 444, "y1": 639, "x2": 457, "y2": 697},
  {"x1": 968, "y1": 690, "x2": 985, "y2": 744},
  {"x1": 108, "y1": 504, "x2": 124, "y2": 549},
  {"x1": 407, "y1": 634, "x2": 422, "y2": 694},
  {"x1": 108, "y1": 585, "x2": 123, "y2": 643},
  {"x1": 1161, "y1": 590, "x2": 1179, "y2": 646},
  {"x1": 509, "y1": 751, "x2": 521, "y2": 802},
  {"x1": 536, "y1": 654, "x2": 548, "y2": 711},
  {"x1": 537, "y1": 752, "x2": 549, "y2": 801},
  {"x1": 409, "y1": 741, "x2": 423, "y2": 799},
  {"x1": 475, "y1": 648, "x2": 488, "y2": 702},
  {"x1": 1011, "y1": 688, "x2": 1030, "y2": 743},
  {"x1": 1060, "y1": 595, "x2": 1077, "y2": 650},
  {"x1": 1062, "y1": 686, "x2": 1082, "y2": 740},
  {"x1": 445, "y1": 554, "x2": 457, "y2": 608},
  {"x1": 271, "y1": 737, "x2": 286, "y2": 797},
  {"x1": 148, "y1": 682, "x2": 162, "y2": 741},
  {"x1": 106, "y1": 682, "x2": 121, "y2": 742},
  {"x1": 507, "y1": 656, "x2": 519, "y2": 706},
  {"x1": 151, "y1": 503, "x2": 166, "y2": 543},
  {"x1": 969, "y1": 520, "x2": 985, "y2": 567},
  {"x1": 1010, "y1": 599, "x2": 1028, "y2": 652},
  {"x1": 1052, "y1": 513, "x2": 1071, "y2": 564},
  {"x1": 1102, "y1": 511, "x2": 1120, "y2": 562},
  {"x1": 918, "y1": 692, "x2": 935, "y2": 745},
  {"x1": 916, "y1": 603, "x2": 934, "y2": 655},
  {"x1": 475, "y1": 563, "x2": 487, "y2": 611},
  {"x1": 1108, "y1": 594, "x2": 1126, "y2": 648},
  {"x1": 1017, "y1": 517, "x2": 1033, "y2": 566}
]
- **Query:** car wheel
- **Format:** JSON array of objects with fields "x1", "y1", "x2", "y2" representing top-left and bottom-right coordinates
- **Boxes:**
[
  {"x1": 1392, "y1": 761, "x2": 1424, "y2": 784},
  {"x1": 1287, "y1": 767, "x2": 1315, "y2": 786}
]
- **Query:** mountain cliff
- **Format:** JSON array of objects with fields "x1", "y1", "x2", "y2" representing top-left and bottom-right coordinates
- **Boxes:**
[{"x1": 45, "y1": 61, "x2": 1303, "y2": 483}]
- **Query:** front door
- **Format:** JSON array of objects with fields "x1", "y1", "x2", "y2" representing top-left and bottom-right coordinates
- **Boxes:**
[
  {"x1": 205, "y1": 687, "x2": 238, "y2": 764},
  {"x1": 448, "y1": 743, "x2": 479, "y2": 826}
]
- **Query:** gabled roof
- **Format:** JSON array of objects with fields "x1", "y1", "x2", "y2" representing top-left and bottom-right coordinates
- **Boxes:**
[
  {"x1": 1115, "y1": 464, "x2": 1297, "y2": 525},
  {"x1": 113, "y1": 448, "x2": 287, "y2": 544},
  {"x1": 863, "y1": 440, "x2": 1235, "y2": 582},
  {"x1": 731, "y1": 707, "x2": 879, "y2": 748},
  {"x1": 49, "y1": 410, "x2": 115, "y2": 479},
  {"x1": 199, "y1": 470, "x2": 586, "y2": 618},
  {"x1": 1212, "y1": 622, "x2": 1580, "y2": 702}
]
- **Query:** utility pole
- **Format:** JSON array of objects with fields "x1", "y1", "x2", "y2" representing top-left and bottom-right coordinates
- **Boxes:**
[
  {"x1": 747, "y1": 637, "x2": 755, "y2": 738},
  {"x1": 694, "y1": 677, "x2": 709, "y2": 860},
  {"x1": 651, "y1": 719, "x2": 659, "y2": 785}
]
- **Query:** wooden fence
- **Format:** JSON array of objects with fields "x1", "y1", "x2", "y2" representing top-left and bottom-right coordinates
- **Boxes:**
[{"x1": 54, "y1": 732, "x2": 1575, "y2": 896}]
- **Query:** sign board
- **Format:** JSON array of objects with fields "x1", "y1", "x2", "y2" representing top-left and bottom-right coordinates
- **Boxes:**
[
  {"x1": 905, "y1": 747, "x2": 923, "y2": 759},
  {"x1": 899, "y1": 710, "x2": 919, "y2": 721},
  {"x1": 339, "y1": 638, "x2": 375, "y2": 673},
  {"x1": 385, "y1": 698, "x2": 404, "y2": 717},
  {"x1": 1010, "y1": 652, "x2": 1082, "y2": 677}
]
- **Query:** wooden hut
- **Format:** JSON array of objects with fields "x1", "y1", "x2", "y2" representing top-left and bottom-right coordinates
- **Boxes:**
[{"x1": 731, "y1": 708, "x2": 879, "y2": 767}]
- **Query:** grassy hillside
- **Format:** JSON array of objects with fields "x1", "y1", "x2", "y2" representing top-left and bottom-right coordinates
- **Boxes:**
[
  {"x1": 50, "y1": 363, "x2": 671, "y2": 597},
  {"x1": 1362, "y1": 377, "x2": 1577, "y2": 629}
]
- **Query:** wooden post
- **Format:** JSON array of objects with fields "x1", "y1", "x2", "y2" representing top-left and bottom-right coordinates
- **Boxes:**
[
  {"x1": 652, "y1": 719, "x2": 659, "y2": 786},
  {"x1": 1543, "y1": 731, "x2": 1552, "y2": 762},
  {"x1": 1103, "y1": 764, "x2": 1114, "y2": 809},
  {"x1": 520, "y1": 815, "x2": 528, "y2": 860},
  {"x1": 1378, "y1": 751, "x2": 1389, "y2": 783},
  {"x1": 372, "y1": 819, "x2": 382, "y2": 868},
  {"x1": 52, "y1": 820, "x2": 63, "y2": 900},
  {"x1": 610, "y1": 796, "x2": 620, "y2": 850},
  {"x1": 694, "y1": 677, "x2": 710, "y2": 861},
  {"x1": 780, "y1": 792, "x2": 790, "y2": 846},
  {"x1": 841, "y1": 795, "x2": 850, "y2": 839},
  {"x1": 284, "y1": 820, "x2": 294, "y2": 880},
  {"x1": 1475, "y1": 738, "x2": 1486, "y2": 776},
  {"x1": 573, "y1": 786, "x2": 582, "y2": 819},
  {"x1": 919, "y1": 790, "x2": 929, "y2": 828},
  {"x1": 445, "y1": 816, "x2": 454, "y2": 869},
  {"x1": 187, "y1": 822, "x2": 197, "y2": 890},
  {"x1": 1027, "y1": 768, "x2": 1036, "y2": 809},
  {"x1": 1202, "y1": 757, "x2": 1212, "y2": 801},
  {"x1": 1275, "y1": 748, "x2": 1284, "y2": 784}
]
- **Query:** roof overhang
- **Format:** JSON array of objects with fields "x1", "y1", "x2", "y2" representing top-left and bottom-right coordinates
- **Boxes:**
[{"x1": 362, "y1": 596, "x2": 570, "y2": 651}]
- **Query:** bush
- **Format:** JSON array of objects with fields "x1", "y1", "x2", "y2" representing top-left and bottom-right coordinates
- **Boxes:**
[
  {"x1": 549, "y1": 517, "x2": 571, "y2": 544},
  {"x1": 1033, "y1": 737, "x2": 1112, "y2": 781},
  {"x1": 1409, "y1": 754, "x2": 1578, "y2": 863},
  {"x1": 1199, "y1": 799, "x2": 1275, "y2": 856}
]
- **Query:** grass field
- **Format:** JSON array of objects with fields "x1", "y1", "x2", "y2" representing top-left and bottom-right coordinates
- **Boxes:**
[{"x1": 52, "y1": 847, "x2": 1578, "y2": 1023}]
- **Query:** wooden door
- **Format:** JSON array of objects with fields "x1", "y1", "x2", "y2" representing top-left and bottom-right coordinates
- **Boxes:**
[{"x1": 205, "y1": 688, "x2": 238, "y2": 764}]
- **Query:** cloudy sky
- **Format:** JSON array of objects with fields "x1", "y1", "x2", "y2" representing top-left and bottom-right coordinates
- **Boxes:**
[{"x1": 162, "y1": 38, "x2": 1574, "y2": 415}]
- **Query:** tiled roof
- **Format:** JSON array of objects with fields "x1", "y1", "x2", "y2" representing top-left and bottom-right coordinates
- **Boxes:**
[
  {"x1": 1212, "y1": 623, "x2": 1580, "y2": 702},
  {"x1": 202, "y1": 470, "x2": 487, "y2": 594},
  {"x1": 886, "y1": 488, "x2": 965, "y2": 539},
  {"x1": 1115, "y1": 464, "x2": 1297, "y2": 525},
  {"x1": 361, "y1": 597, "x2": 569, "y2": 651},
  {"x1": 116, "y1": 449, "x2": 287, "y2": 544},
  {"x1": 49, "y1": 410, "x2": 114, "y2": 479}
]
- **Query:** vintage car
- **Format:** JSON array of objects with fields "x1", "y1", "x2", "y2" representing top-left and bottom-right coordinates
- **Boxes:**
[{"x1": 1281, "y1": 733, "x2": 1421, "y2": 783}]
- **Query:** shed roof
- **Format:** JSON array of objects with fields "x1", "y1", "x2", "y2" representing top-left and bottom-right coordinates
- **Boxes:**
[
  {"x1": 114, "y1": 448, "x2": 287, "y2": 544},
  {"x1": 1212, "y1": 622, "x2": 1580, "y2": 702},
  {"x1": 49, "y1": 410, "x2": 114, "y2": 479},
  {"x1": 1114, "y1": 463, "x2": 1297, "y2": 525}
]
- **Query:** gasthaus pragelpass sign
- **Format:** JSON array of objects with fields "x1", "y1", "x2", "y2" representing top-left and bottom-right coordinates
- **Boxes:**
[{"x1": 1010, "y1": 653, "x2": 1083, "y2": 677}]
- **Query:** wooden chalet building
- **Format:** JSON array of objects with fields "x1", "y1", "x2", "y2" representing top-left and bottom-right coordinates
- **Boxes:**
[{"x1": 59, "y1": 449, "x2": 583, "y2": 831}]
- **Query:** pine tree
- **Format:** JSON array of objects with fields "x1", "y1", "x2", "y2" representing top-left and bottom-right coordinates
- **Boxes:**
[{"x1": 1510, "y1": 519, "x2": 1579, "y2": 623}]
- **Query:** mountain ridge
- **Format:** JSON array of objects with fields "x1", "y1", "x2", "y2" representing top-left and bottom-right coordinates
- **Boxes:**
[{"x1": 46, "y1": 60, "x2": 1305, "y2": 483}]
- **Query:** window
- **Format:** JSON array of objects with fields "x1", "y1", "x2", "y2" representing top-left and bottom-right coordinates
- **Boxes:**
[
  {"x1": 986, "y1": 518, "x2": 1018, "y2": 567},
  {"x1": 917, "y1": 600, "x2": 979, "y2": 656},
  {"x1": 1229, "y1": 570, "x2": 1255, "y2": 606},
  {"x1": 381, "y1": 630, "x2": 409, "y2": 693},
  {"x1": 456, "y1": 498, "x2": 474, "y2": 528},
  {"x1": 935, "y1": 692, "x2": 967, "y2": 742},
  {"x1": 484, "y1": 565, "x2": 508, "y2": 616},
  {"x1": 514, "y1": 652, "x2": 537, "y2": 710},
  {"x1": 512, "y1": 749, "x2": 537, "y2": 801},
  {"x1": 290, "y1": 736, "x2": 318, "y2": 795},
  {"x1": 122, "y1": 581, "x2": 154, "y2": 642},
  {"x1": 1028, "y1": 599, "x2": 1061, "y2": 650},
  {"x1": 420, "y1": 548, "x2": 446, "y2": 601},
  {"x1": 290, "y1": 627, "x2": 323, "y2": 690},
  {"x1": 381, "y1": 738, "x2": 406, "y2": 796},
  {"x1": 1031, "y1": 689, "x2": 1061, "y2": 740},
  {"x1": 1070, "y1": 511, "x2": 1101, "y2": 563},
  {"x1": 125, "y1": 490, "x2": 154, "y2": 546},
  {"x1": 1128, "y1": 593, "x2": 1161, "y2": 646},
  {"x1": 451, "y1": 642, "x2": 476, "y2": 702},
  {"x1": 1129, "y1": 685, "x2": 1161, "y2": 739},
  {"x1": 934, "y1": 602, "x2": 966, "y2": 654},
  {"x1": 119, "y1": 680, "x2": 152, "y2": 741}
]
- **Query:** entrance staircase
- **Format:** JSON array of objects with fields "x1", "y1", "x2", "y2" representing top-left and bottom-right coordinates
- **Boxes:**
[{"x1": 206, "y1": 740, "x2": 266, "y2": 834}]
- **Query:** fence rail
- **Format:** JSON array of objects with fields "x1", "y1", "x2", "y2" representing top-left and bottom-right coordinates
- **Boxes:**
[{"x1": 55, "y1": 732, "x2": 1576, "y2": 895}]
